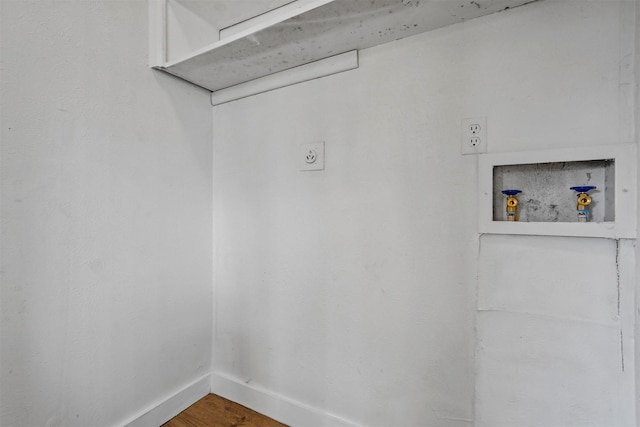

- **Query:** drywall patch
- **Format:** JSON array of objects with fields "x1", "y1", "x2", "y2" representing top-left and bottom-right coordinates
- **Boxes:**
[{"x1": 476, "y1": 234, "x2": 635, "y2": 427}]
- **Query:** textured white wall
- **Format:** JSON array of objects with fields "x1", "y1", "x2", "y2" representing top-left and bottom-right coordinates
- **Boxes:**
[
  {"x1": 0, "y1": 1, "x2": 213, "y2": 426},
  {"x1": 212, "y1": 1, "x2": 638, "y2": 426}
]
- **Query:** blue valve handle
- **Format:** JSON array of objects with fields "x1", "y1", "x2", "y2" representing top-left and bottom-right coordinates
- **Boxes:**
[
  {"x1": 570, "y1": 186, "x2": 596, "y2": 193},
  {"x1": 502, "y1": 190, "x2": 522, "y2": 196}
]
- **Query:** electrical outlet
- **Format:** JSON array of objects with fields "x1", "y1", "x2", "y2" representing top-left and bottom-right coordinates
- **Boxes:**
[
  {"x1": 461, "y1": 117, "x2": 487, "y2": 155},
  {"x1": 305, "y1": 150, "x2": 318, "y2": 164},
  {"x1": 300, "y1": 141, "x2": 324, "y2": 171}
]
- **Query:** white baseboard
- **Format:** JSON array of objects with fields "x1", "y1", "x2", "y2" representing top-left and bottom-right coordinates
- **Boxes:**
[
  {"x1": 210, "y1": 372, "x2": 360, "y2": 427},
  {"x1": 122, "y1": 374, "x2": 211, "y2": 427}
]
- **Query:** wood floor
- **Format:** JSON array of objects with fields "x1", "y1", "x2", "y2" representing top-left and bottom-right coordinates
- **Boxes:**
[{"x1": 162, "y1": 394, "x2": 288, "y2": 427}]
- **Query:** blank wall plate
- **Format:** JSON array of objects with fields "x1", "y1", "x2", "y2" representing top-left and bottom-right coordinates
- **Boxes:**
[{"x1": 300, "y1": 142, "x2": 325, "y2": 171}]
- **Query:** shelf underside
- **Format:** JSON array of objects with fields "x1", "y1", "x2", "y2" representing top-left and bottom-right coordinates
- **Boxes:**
[{"x1": 157, "y1": 0, "x2": 533, "y2": 92}]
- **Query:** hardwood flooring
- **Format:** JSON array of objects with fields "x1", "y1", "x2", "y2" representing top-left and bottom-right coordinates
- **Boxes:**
[{"x1": 162, "y1": 394, "x2": 288, "y2": 427}]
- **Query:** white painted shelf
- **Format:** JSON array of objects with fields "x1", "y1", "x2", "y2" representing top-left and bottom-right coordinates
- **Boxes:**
[{"x1": 150, "y1": 0, "x2": 533, "y2": 94}]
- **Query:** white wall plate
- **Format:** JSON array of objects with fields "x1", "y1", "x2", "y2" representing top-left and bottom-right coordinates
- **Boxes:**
[{"x1": 300, "y1": 141, "x2": 325, "y2": 171}]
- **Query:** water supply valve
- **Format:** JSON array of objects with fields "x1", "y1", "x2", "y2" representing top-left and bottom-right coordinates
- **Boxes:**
[
  {"x1": 570, "y1": 186, "x2": 596, "y2": 222},
  {"x1": 502, "y1": 189, "x2": 522, "y2": 221}
]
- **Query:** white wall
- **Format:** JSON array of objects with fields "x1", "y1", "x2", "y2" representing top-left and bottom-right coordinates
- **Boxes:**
[
  {"x1": 0, "y1": 1, "x2": 213, "y2": 426},
  {"x1": 2, "y1": 1, "x2": 636, "y2": 426},
  {"x1": 636, "y1": 0, "x2": 640, "y2": 423},
  {"x1": 476, "y1": 236, "x2": 636, "y2": 426},
  {"x1": 633, "y1": 0, "x2": 640, "y2": 427},
  {"x1": 473, "y1": 1, "x2": 637, "y2": 426},
  {"x1": 212, "y1": 16, "x2": 480, "y2": 427},
  {"x1": 212, "y1": 0, "x2": 638, "y2": 426}
]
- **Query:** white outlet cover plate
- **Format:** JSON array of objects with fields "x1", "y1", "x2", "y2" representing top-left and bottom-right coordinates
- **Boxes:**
[
  {"x1": 300, "y1": 141, "x2": 325, "y2": 171},
  {"x1": 461, "y1": 117, "x2": 487, "y2": 155}
]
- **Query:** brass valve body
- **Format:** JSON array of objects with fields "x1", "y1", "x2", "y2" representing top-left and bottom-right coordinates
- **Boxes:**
[
  {"x1": 506, "y1": 196, "x2": 518, "y2": 221},
  {"x1": 577, "y1": 193, "x2": 592, "y2": 211}
]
